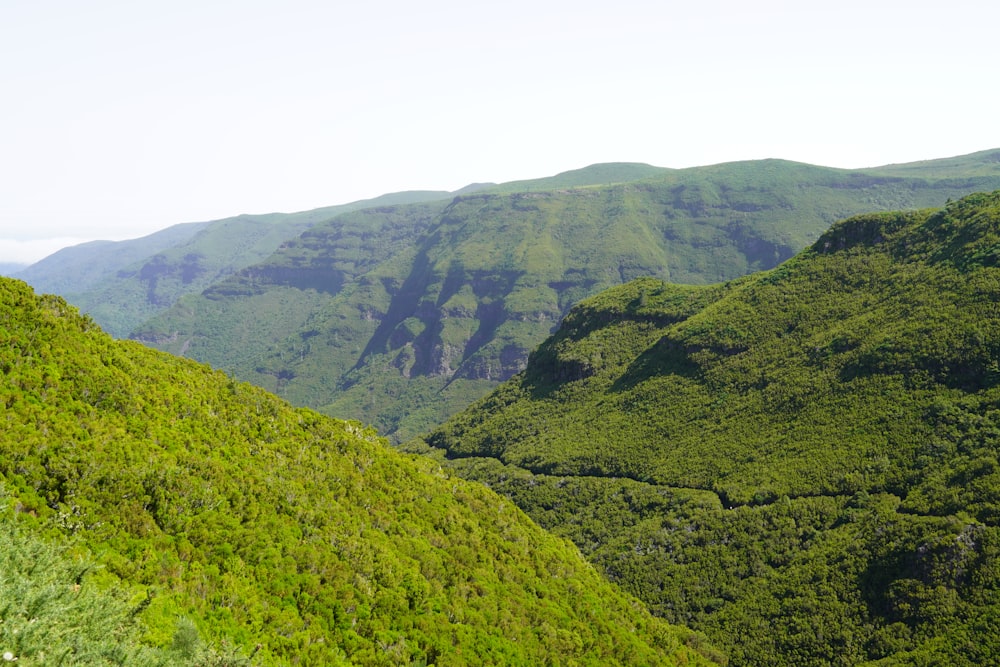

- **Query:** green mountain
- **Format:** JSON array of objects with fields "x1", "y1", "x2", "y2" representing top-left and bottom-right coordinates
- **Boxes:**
[
  {"x1": 413, "y1": 191, "x2": 1000, "y2": 665},
  {"x1": 138, "y1": 151, "x2": 1000, "y2": 442},
  {"x1": 14, "y1": 221, "x2": 210, "y2": 296},
  {"x1": 480, "y1": 162, "x2": 670, "y2": 193},
  {"x1": 865, "y1": 147, "x2": 1000, "y2": 178},
  {"x1": 0, "y1": 276, "x2": 716, "y2": 666},
  {"x1": 18, "y1": 191, "x2": 466, "y2": 339}
]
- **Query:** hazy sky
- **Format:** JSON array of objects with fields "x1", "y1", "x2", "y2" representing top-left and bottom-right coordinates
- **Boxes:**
[{"x1": 2, "y1": 0, "x2": 998, "y2": 264}]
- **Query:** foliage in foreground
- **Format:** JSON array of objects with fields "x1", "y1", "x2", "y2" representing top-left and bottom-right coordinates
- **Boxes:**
[
  {"x1": 1, "y1": 493, "x2": 168, "y2": 666},
  {"x1": 0, "y1": 276, "x2": 716, "y2": 666},
  {"x1": 416, "y1": 191, "x2": 1000, "y2": 665},
  {"x1": 0, "y1": 490, "x2": 252, "y2": 666}
]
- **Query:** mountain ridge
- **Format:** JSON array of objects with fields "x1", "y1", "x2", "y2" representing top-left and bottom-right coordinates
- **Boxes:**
[
  {"x1": 136, "y1": 150, "x2": 1000, "y2": 441},
  {"x1": 16, "y1": 190, "x2": 472, "y2": 338}
]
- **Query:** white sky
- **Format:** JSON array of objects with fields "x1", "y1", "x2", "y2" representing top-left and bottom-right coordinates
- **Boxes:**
[{"x1": 2, "y1": 0, "x2": 999, "y2": 264}]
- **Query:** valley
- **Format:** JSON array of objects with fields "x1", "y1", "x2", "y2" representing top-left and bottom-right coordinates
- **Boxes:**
[
  {"x1": 6, "y1": 151, "x2": 1000, "y2": 665},
  {"x1": 118, "y1": 150, "x2": 1000, "y2": 441}
]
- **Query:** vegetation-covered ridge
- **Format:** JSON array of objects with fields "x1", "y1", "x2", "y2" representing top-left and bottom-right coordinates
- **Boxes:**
[
  {"x1": 18, "y1": 190, "x2": 467, "y2": 339},
  {"x1": 0, "y1": 276, "x2": 718, "y2": 666},
  {"x1": 138, "y1": 151, "x2": 1000, "y2": 442},
  {"x1": 415, "y1": 191, "x2": 1000, "y2": 665}
]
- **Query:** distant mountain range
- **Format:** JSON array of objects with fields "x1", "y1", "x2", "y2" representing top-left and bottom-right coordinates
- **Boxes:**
[
  {"x1": 14, "y1": 221, "x2": 210, "y2": 296},
  {"x1": 139, "y1": 149, "x2": 1000, "y2": 439},
  {"x1": 415, "y1": 190, "x2": 1000, "y2": 665},
  {"x1": 0, "y1": 262, "x2": 28, "y2": 276},
  {"x1": 9, "y1": 150, "x2": 1000, "y2": 665},
  {"x1": 13, "y1": 189, "x2": 478, "y2": 338},
  {"x1": 16, "y1": 149, "x2": 1000, "y2": 441}
]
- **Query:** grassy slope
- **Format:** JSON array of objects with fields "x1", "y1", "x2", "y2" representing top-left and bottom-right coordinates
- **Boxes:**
[
  {"x1": 0, "y1": 276, "x2": 716, "y2": 667},
  {"x1": 864, "y1": 147, "x2": 1000, "y2": 178},
  {"x1": 140, "y1": 152, "x2": 1000, "y2": 442},
  {"x1": 416, "y1": 191, "x2": 1000, "y2": 665},
  {"x1": 481, "y1": 162, "x2": 671, "y2": 193}
]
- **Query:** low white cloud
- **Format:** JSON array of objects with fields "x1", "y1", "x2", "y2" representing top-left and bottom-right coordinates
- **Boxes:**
[{"x1": 0, "y1": 237, "x2": 94, "y2": 266}]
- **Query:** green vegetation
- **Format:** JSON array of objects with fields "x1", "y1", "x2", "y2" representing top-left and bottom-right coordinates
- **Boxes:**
[
  {"x1": 479, "y1": 162, "x2": 671, "y2": 193},
  {"x1": 21, "y1": 191, "x2": 463, "y2": 339},
  {"x1": 15, "y1": 222, "x2": 210, "y2": 298},
  {"x1": 415, "y1": 191, "x2": 1000, "y2": 665},
  {"x1": 138, "y1": 151, "x2": 1000, "y2": 442},
  {"x1": 0, "y1": 276, "x2": 716, "y2": 666},
  {"x1": 0, "y1": 492, "x2": 251, "y2": 665},
  {"x1": 865, "y1": 147, "x2": 1000, "y2": 178},
  {"x1": 1, "y1": 491, "x2": 169, "y2": 666}
]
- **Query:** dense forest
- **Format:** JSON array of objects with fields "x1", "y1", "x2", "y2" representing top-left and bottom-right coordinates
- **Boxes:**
[
  {"x1": 415, "y1": 191, "x2": 1000, "y2": 665},
  {"x1": 0, "y1": 276, "x2": 717, "y2": 666}
]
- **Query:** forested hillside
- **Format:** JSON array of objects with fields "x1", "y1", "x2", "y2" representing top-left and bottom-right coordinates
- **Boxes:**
[
  {"x1": 415, "y1": 191, "x2": 1000, "y2": 665},
  {"x1": 0, "y1": 276, "x2": 717, "y2": 666},
  {"x1": 138, "y1": 151, "x2": 1000, "y2": 442}
]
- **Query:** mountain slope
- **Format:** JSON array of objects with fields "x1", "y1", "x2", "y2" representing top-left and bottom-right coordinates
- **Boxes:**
[
  {"x1": 0, "y1": 276, "x2": 716, "y2": 666},
  {"x1": 416, "y1": 191, "x2": 1000, "y2": 665},
  {"x1": 864, "y1": 147, "x2": 1000, "y2": 178},
  {"x1": 481, "y1": 162, "x2": 671, "y2": 193},
  {"x1": 14, "y1": 220, "x2": 209, "y2": 296},
  {"x1": 0, "y1": 495, "x2": 251, "y2": 665},
  {"x1": 17, "y1": 191, "x2": 464, "y2": 338},
  {"x1": 139, "y1": 151, "x2": 1000, "y2": 441}
]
